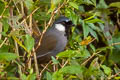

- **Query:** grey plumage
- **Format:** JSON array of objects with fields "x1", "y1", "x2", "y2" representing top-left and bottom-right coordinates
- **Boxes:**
[{"x1": 34, "y1": 16, "x2": 74, "y2": 63}]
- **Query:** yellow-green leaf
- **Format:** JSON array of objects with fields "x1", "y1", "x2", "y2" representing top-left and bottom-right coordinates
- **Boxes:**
[
  {"x1": 0, "y1": 53, "x2": 18, "y2": 61},
  {"x1": 69, "y1": 2, "x2": 79, "y2": 10},
  {"x1": 24, "y1": 34, "x2": 34, "y2": 52},
  {"x1": 12, "y1": 36, "x2": 28, "y2": 53},
  {"x1": 109, "y1": 2, "x2": 120, "y2": 8}
]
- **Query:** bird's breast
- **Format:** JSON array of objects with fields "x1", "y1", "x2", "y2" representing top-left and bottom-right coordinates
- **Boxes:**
[{"x1": 50, "y1": 30, "x2": 68, "y2": 55}]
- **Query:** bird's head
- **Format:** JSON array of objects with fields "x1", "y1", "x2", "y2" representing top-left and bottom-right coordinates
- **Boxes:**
[
  {"x1": 52, "y1": 16, "x2": 75, "y2": 39},
  {"x1": 54, "y1": 16, "x2": 75, "y2": 32}
]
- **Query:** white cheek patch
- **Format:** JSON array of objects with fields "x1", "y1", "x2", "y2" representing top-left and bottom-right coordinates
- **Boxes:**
[{"x1": 55, "y1": 24, "x2": 65, "y2": 32}]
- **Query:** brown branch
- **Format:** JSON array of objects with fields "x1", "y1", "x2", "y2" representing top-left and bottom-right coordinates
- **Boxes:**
[
  {"x1": 15, "y1": 38, "x2": 22, "y2": 79},
  {"x1": 33, "y1": 48, "x2": 40, "y2": 80},
  {"x1": 111, "y1": 42, "x2": 120, "y2": 46},
  {"x1": 9, "y1": 6, "x2": 23, "y2": 79},
  {"x1": 0, "y1": 0, "x2": 12, "y2": 19},
  {"x1": 20, "y1": 7, "x2": 39, "y2": 25},
  {"x1": 81, "y1": 51, "x2": 102, "y2": 66},
  {"x1": 0, "y1": 22, "x2": 2, "y2": 39},
  {"x1": 0, "y1": 38, "x2": 7, "y2": 48},
  {"x1": 61, "y1": 60, "x2": 69, "y2": 68},
  {"x1": 18, "y1": 4, "x2": 40, "y2": 80},
  {"x1": 35, "y1": 1, "x2": 66, "y2": 50},
  {"x1": 108, "y1": 72, "x2": 120, "y2": 80},
  {"x1": 39, "y1": 61, "x2": 52, "y2": 79},
  {"x1": 27, "y1": 14, "x2": 33, "y2": 69},
  {"x1": 13, "y1": 0, "x2": 21, "y2": 14}
]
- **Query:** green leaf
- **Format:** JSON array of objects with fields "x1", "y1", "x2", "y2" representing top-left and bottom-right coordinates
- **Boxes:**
[
  {"x1": 83, "y1": 0, "x2": 93, "y2": 5},
  {"x1": 27, "y1": 73, "x2": 36, "y2": 80},
  {"x1": 69, "y1": 2, "x2": 79, "y2": 10},
  {"x1": 109, "y1": 2, "x2": 120, "y2": 8},
  {"x1": 12, "y1": 36, "x2": 28, "y2": 53},
  {"x1": 46, "y1": 71, "x2": 52, "y2": 80},
  {"x1": 24, "y1": 34, "x2": 35, "y2": 52},
  {"x1": 52, "y1": 71, "x2": 63, "y2": 80},
  {"x1": 79, "y1": 6, "x2": 85, "y2": 12},
  {"x1": 97, "y1": 46, "x2": 113, "y2": 51},
  {"x1": 21, "y1": 74, "x2": 27, "y2": 80},
  {"x1": 0, "y1": 1, "x2": 5, "y2": 15},
  {"x1": 109, "y1": 33, "x2": 120, "y2": 63},
  {"x1": 82, "y1": 21, "x2": 89, "y2": 38},
  {"x1": 24, "y1": 0, "x2": 34, "y2": 11},
  {"x1": 49, "y1": 0, "x2": 61, "y2": 13},
  {"x1": 87, "y1": 23, "x2": 101, "y2": 32},
  {"x1": 0, "y1": 53, "x2": 18, "y2": 61},
  {"x1": 96, "y1": 0, "x2": 108, "y2": 9},
  {"x1": 89, "y1": 28, "x2": 98, "y2": 40},
  {"x1": 51, "y1": 56, "x2": 59, "y2": 64},
  {"x1": 112, "y1": 33, "x2": 120, "y2": 50},
  {"x1": 51, "y1": 0, "x2": 61, "y2": 5},
  {"x1": 59, "y1": 65, "x2": 84, "y2": 74},
  {"x1": 0, "y1": 45, "x2": 9, "y2": 53},
  {"x1": 84, "y1": 13, "x2": 97, "y2": 21},
  {"x1": 86, "y1": 58, "x2": 101, "y2": 77},
  {"x1": 47, "y1": 8, "x2": 54, "y2": 14},
  {"x1": 89, "y1": 44, "x2": 96, "y2": 52},
  {"x1": 101, "y1": 65, "x2": 111, "y2": 75},
  {"x1": 91, "y1": 0, "x2": 96, "y2": 6},
  {"x1": 98, "y1": 22, "x2": 113, "y2": 45},
  {"x1": 86, "y1": 18, "x2": 104, "y2": 23},
  {"x1": 76, "y1": 48, "x2": 90, "y2": 58},
  {"x1": 115, "y1": 77, "x2": 120, "y2": 80},
  {"x1": 57, "y1": 50, "x2": 76, "y2": 58},
  {"x1": 1, "y1": 18, "x2": 9, "y2": 33}
]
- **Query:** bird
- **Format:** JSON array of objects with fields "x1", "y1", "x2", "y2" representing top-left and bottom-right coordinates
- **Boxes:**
[{"x1": 33, "y1": 16, "x2": 75, "y2": 63}]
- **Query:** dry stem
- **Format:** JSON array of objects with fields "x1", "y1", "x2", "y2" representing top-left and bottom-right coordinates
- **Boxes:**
[{"x1": 81, "y1": 51, "x2": 102, "y2": 66}]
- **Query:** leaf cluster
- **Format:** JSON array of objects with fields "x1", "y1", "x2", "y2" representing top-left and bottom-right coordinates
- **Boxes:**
[{"x1": 0, "y1": 0, "x2": 120, "y2": 80}]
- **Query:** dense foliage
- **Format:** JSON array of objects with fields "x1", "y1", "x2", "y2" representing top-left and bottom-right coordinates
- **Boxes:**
[{"x1": 0, "y1": 0, "x2": 120, "y2": 80}]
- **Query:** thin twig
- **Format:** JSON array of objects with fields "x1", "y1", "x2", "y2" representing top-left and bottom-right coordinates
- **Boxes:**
[
  {"x1": 88, "y1": 38, "x2": 96, "y2": 45},
  {"x1": 20, "y1": 7, "x2": 39, "y2": 25},
  {"x1": 81, "y1": 51, "x2": 102, "y2": 66},
  {"x1": 40, "y1": 64, "x2": 51, "y2": 72},
  {"x1": 35, "y1": 14, "x2": 54, "y2": 50},
  {"x1": 9, "y1": 6, "x2": 22, "y2": 79},
  {"x1": 61, "y1": 60, "x2": 69, "y2": 68},
  {"x1": 29, "y1": 14, "x2": 33, "y2": 35},
  {"x1": 0, "y1": 0, "x2": 12, "y2": 19},
  {"x1": 108, "y1": 72, "x2": 120, "y2": 80},
  {"x1": 20, "y1": 1, "x2": 25, "y2": 16},
  {"x1": 28, "y1": 52, "x2": 32, "y2": 69},
  {"x1": 15, "y1": 39, "x2": 22, "y2": 79},
  {"x1": 13, "y1": 0, "x2": 21, "y2": 14},
  {"x1": 27, "y1": 14, "x2": 33, "y2": 69},
  {"x1": 33, "y1": 48, "x2": 40, "y2": 80},
  {"x1": 111, "y1": 42, "x2": 120, "y2": 46},
  {"x1": 19, "y1": 3, "x2": 40, "y2": 79},
  {"x1": 39, "y1": 61, "x2": 51, "y2": 79},
  {"x1": 0, "y1": 22, "x2": 2, "y2": 39},
  {"x1": 0, "y1": 38, "x2": 7, "y2": 48}
]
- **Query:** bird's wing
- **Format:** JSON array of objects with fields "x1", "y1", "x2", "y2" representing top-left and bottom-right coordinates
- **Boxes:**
[{"x1": 35, "y1": 33, "x2": 57, "y2": 58}]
